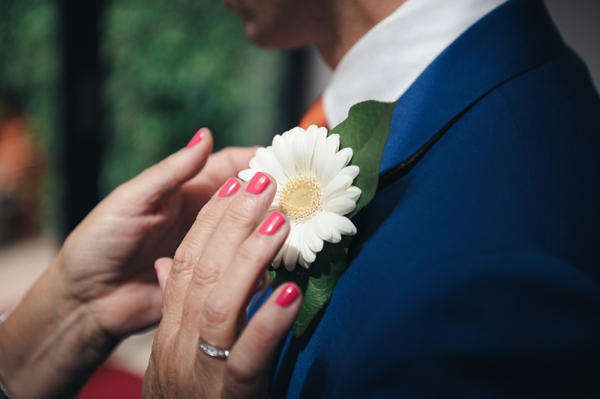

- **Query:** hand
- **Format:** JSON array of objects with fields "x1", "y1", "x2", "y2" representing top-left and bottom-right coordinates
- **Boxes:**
[
  {"x1": 143, "y1": 173, "x2": 302, "y2": 399},
  {"x1": 57, "y1": 128, "x2": 256, "y2": 338}
]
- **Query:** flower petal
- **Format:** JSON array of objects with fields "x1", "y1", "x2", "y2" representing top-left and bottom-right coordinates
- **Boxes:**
[
  {"x1": 255, "y1": 147, "x2": 288, "y2": 183},
  {"x1": 249, "y1": 157, "x2": 260, "y2": 171},
  {"x1": 312, "y1": 213, "x2": 334, "y2": 241},
  {"x1": 331, "y1": 228, "x2": 342, "y2": 243},
  {"x1": 316, "y1": 134, "x2": 340, "y2": 181},
  {"x1": 329, "y1": 132, "x2": 340, "y2": 152},
  {"x1": 298, "y1": 255, "x2": 311, "y2": 269},
  {"x1": 314, "y1": 126, "x2": 328, "y2": 152},
  {"x1": 238, "y1": 168, "x2": 255, "y2": 181},
  {"x1": 321, "y1": 148, "x2": 353, "y2": 186},
  {"x1": 340, "y1": 165, "x2": 360, "y2": 180},
  {"x1": 283, "y1": 224, "x2": 301, "y2": 270},
  {"x1": 304, "y1": 219, "x2": 324, "y2": 253},
  {"x1": 323, "y1": 174, "x2": 353, "y2": 201},
  {"x1": 305, "y1": 126, "x2": 319, "y2": 175},
  {"x1": 272, "y1": 246, "x2": 284, "y2": 268},
  {"x1": 323, "y1": 212, "x2": 357, "y2": 235},
  {"x1": 283, "y1": 126, "x2": 304, "y2": 139},
  {"x1": 323, "y1": 197, "x2": 357, "y2": 215},
  {"x1": 340, "y1": 186, "x2": 362, "y2": 202},
  {"x1": 298, "y1": 228, "x2": 317, "y2": 264},
  {"x1": 327, "y1": 186, "x2": 361, "y2": 204},
  {"x1": 292, "y1": 133, "x2": 307, "y2": 174},
  {"x1": 272, "y1": 134, "x2": 296, "y2": 178},
  {"x1": 302, "y1": 246, "x2": 316, "y2": 264}
]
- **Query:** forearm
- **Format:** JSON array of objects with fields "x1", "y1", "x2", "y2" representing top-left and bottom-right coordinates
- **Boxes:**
[{"x1": 0, "y1": 257, "x2": 119, "y2": 399}]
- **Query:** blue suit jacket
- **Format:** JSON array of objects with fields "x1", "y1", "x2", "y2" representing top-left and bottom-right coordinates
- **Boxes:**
[{"x1": 269, "y1": 0, "x2": 600, "y2": 397}]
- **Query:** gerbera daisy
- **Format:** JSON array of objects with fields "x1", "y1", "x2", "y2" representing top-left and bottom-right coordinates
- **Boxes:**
[{"x1": 239, "y1": 125, "x2": 360, "y2": 270}]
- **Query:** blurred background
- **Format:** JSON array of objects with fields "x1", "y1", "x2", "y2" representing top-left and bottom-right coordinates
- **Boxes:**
[{"x1": 0, "y1": 0, "x2": 598, "y2": 397}]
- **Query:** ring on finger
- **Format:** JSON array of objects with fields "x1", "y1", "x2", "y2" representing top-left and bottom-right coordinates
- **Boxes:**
[{"x1": 198, "y1": 337, "x2": 230, "y2": 359}]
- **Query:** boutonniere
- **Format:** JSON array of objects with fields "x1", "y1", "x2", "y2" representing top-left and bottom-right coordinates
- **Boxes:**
[{"x1": 240, "y1": 100, "x2": 396, "y2": 337}]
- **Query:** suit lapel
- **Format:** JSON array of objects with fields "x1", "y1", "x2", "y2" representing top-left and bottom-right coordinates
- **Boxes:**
[{"x1": 378, "y1": 0, "x2": 565, "y2": 187}]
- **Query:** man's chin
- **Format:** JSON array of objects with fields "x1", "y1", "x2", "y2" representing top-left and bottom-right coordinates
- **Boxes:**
[
  {"x1": 222, "y1": 0, "x2": 243, "y2": 16},
  {"x1": 244, "y1": 25, "x2": 306, "y2": 50}
]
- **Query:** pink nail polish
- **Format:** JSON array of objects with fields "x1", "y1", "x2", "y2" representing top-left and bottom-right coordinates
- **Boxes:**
[
  {"x1": 219, "y1": 178, "x2": 241, "y2": 198},
  {"x1": 259, "y1": 212, "x2": 285, "y2": 235},
  {"x1": 246, "y1": 172, "x2": 270, "y2": 195},
  {"x1": 186, "y1": 128, "x2": 205, "y2": 148},
  {"x1": 276, "y1": 284, "x2": 300, "y2": 307}
]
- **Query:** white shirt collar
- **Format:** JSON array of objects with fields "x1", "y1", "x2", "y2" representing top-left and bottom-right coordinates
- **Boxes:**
[{"x1": 323, "y1": 0, "x2": 508, "y2": 129}]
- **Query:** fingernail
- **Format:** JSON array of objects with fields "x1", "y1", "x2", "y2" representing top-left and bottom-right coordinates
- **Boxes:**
[
  {"x1": 246, "y1": 172, "x2": 270, "y2": 195},
  {"x1": 186, "y1": 128, "x2": 205, "y2": 148},
  {"x1": 259, "y1": 212, "x2": 285, "y2": 235},
  {"x1": 276, "y1": 284, "x2": 299, "y2": 307},
  {"x1": 219, "y1": 178, "x2": 241, "y2": 198}
]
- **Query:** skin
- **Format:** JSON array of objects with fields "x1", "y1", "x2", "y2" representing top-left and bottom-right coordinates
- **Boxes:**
[
  {"x1": 143, "y1": 176, "x2": 302, "y2": 399},
  {"x1": 0, "y1": 1, "x2": 408, "y2": 397},
  {"x1": 143, "y1": 2, "x2": 409, "y2": 397},
  {"x1": 224, "y1": 0, "x2": 407, "y2": 68},
  {"x1": 0, "y1": 129, "x2": 257, "y2": 398}
]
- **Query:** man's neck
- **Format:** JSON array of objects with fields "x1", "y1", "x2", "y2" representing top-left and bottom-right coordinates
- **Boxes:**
[{"x1": 316, "y1": 0, "x2": 407, "y2": 68}]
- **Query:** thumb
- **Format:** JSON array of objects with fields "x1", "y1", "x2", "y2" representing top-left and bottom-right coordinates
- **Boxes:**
[
  {"x1": 117, "y1": 128, "x2": 214, "y2": 207},
  {"x1": 154, "y1": 257, "x2": 174, "y2": 294}
]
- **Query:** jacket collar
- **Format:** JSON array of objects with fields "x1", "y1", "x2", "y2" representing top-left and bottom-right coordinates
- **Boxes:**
[
  {"x1": 378, "y1": 0, "x2": 565, "y2": 184},
  {"x1": 322, "y1": 0, "x2": 508, "y2": 129}
]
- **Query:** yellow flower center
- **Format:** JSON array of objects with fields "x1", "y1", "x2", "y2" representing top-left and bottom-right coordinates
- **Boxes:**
[{"x1": 279, "y1": 175, "x2": 322, "y2": 223}]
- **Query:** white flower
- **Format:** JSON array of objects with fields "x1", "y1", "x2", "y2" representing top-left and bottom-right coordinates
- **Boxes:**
[{"x1": 239, "y1": 125, "x2": 360, "y2": 271}]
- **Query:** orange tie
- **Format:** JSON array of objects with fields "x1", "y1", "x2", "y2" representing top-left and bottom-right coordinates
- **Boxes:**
[{"x1": 299, "y1": 96, "x2": 329, "y2": 130}]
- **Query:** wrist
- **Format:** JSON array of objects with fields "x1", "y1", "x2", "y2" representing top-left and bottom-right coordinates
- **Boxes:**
[{"x1": 0, "y1": 257, "x2": 119, "y2": 399}]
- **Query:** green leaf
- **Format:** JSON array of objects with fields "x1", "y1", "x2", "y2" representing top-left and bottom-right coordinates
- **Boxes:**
[
  {"x1": 270, "y1": 100, "x2": 396, "y2": 338},
  {"x1": 270, "y1": 237, "x2": 350, "y2": 337},
  {"x1": 331, "y1": 100, "x2": 397, "y2": 219}
]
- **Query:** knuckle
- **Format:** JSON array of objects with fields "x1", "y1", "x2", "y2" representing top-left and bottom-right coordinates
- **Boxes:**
[
  {"x1": 249, "y1": 321, "x2": 275, "y2": 351},
  {"x1": 171, "y1": 247, "x2": 198, "y2": 275},
  {"x1": 249, "y1": 322, "x2": 277, "y2": 351},
  {"x1": 201, "y1": 295, "x2": 232, "y2": 328},
  {"x1": 236, "y1": 244, "x2": 266, "y2": 269},
  {"x1": 226, "y1": 360, "x2": 256, "y2": 388},
  {"x1": 190, "y1": 262, "x2": 221, "y2": 288},
  {"x1": 196, "y1": 201, "x2": 223, "y2": 226},
  {"x1": 224, "y1": 196, "x2": 260, "y2": 230}
]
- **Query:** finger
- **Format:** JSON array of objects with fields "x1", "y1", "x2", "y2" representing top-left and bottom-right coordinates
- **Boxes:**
[
  {"x1": 177, "y1": 146, "x2": 260, "y2": 247},
  {"x1": 192, "y1": 146, "x2": 259, "y2": 189},
  {"x1": 154, "y1": 257, "x2": 173, "y2": 294},
  {"x1": 116, "y1": 127, "x2": 214, "y2": 208},
  {"x1": 161, "y1": 177, "x2": 243, "y2": 325},
  {"x1": 256, "y1": 271, "x2": 271, "y2": 298},
  {"x1": 198, "y1": 211, "x2": 289, "y2": 348},
  {"x1": 223, "y1": 283, "x2": 302, "y2": 399},
  {"x1": 180, "y1": 172, "x2": 276, "y2": 336}
]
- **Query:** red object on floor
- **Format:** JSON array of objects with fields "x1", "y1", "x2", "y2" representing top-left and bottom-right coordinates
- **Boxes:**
[{"x1": 78, "y1": 363, "x2": 143, "y2": 399}]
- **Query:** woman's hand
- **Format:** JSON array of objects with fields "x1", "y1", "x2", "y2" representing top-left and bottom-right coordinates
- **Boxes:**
[
  {"x1": 143, "y1": 172, "x2": 302, "y2": 399},
  {"x1": 57, "y1": 128, "x2": 256, "y2": 338},
  {"x1": 0, "y1": 129, "x2": 257, "y2": 399}
]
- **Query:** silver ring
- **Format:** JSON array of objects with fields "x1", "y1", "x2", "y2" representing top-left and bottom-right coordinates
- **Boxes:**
[{"x1": 198, "y1": 338, "x2": 230, "y2": 359}]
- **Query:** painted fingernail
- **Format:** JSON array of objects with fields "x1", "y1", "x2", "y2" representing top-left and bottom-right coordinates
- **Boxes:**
[
  {"x1": 259, "y1": 212, "x2": 285, "y2": 235},
  {"x1": 219, "y1": 178, "x2": 241, "y2": 198},
  {"x1": 246, "y1": 172, "x2": 270, "y2": 195},
  {"x1": 276, "y1": 284, "x2": 299, "y2": 307},
  {"x1": 186, "y1": 128, "x2": 205, "y2": 148}
]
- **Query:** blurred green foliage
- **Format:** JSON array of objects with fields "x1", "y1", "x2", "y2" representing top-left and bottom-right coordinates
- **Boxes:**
[
  {"x1": 0, "y1": 0, "x2": 60, "y2": 231},
  {"x1": 101, "y1": 0, "x2": 285, "y2": 192},
  {"x1": 0, "y1": 0, "x2": 59, "y2": 148},
  {"x1": 1, "y1": 0, "x2": 286, "y2": 232}
]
